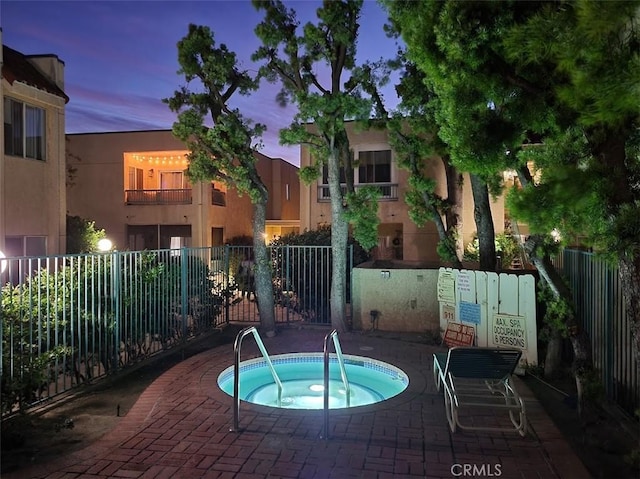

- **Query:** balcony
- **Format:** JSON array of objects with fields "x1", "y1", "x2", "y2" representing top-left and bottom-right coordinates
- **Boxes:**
[
  {"x1": 317, "y1": 183, "x2": 398, "y2": 202},
  {"x1": 125, "y1": 189, "x2": 192, "y2": 205},
  {"x1": 212, "y1": 187, "x2": 226, "y2": 206}
]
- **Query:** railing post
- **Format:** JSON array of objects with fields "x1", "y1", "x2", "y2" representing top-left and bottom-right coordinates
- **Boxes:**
[
  {"x1": 321, "y1": 329, "x2": 350, "y2": 440},
  {"x1": 111, "y1": 251, "x2": 121, "y2": 373},
  {"x1": 322, "y1": 335, "x2": 331, "y2": 439},
  {"x1": 285, "y1": 245, "x2": 290, "y2": 323},
  {"x1": 231, "y1": 326, "x2": 282, "y2": 432},
  {"x1": 224, "y1": 245, "x2": 230, "y2": 325},
  {"x1": 181, "y1": 247, "x2": 188, "y2": 345}
]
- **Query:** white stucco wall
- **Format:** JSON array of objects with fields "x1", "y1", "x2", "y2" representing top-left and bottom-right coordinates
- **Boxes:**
[{"x1": 351, "y1": 266, "x2": 441, "y2": 333}]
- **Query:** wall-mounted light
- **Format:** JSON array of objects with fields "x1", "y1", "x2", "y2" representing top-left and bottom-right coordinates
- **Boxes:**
[{"x1": 148, "y1": 169, "x2": 154, "y2": 178}]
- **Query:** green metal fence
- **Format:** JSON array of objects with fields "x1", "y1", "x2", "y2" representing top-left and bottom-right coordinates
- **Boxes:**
[
  {"x1": 554, "y1": 249, "x2": 639, "y2": 414},
  {"x1": 0, "y1": 247, "x2": 225, "y2": 415},
  {"x1": 1, "y1": 245, "x2": 352, "y2": 415}
]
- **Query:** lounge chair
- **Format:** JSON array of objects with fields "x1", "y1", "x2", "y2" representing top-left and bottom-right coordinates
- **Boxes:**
[{"x1": 433, "y1": 347, "x2": 527, "y2": 436}]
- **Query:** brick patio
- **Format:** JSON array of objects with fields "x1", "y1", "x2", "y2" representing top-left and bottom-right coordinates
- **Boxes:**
[{"x1": 7, "y1": 327, "x2": 591, "y2": 479}]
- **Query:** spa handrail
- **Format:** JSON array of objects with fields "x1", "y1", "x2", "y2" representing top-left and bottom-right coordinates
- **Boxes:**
[
  {"x1": 322, "y1": 329, "x2": 351, "y2": 439},
  {"x1": 231, "y1": 326, "x2": 282, "y2": 432}
]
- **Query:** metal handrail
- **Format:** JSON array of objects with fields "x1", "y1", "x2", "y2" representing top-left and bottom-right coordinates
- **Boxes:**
[
  {"x1": 321, "y1": 329, "x2": 351, "y2": 439},
  {"x1": 230, "y1": 326, "x2": 283, "y2": 432}
]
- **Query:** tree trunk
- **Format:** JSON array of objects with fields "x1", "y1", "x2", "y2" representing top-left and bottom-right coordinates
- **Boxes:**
[
  {"x1": 589, "y1": 128, "x2": 640, "y2": 366},
  {"x1": 469, "y1": 174, "x2": 496, "y2": 271},
  {"x1": 252, "y1": 199, "x2": 276, "y2": 336},
  {"x1": 544, "y1": 331, "x2": 563, "y2": 378},
  {"x1": 328, "y1": 151, "x2": 348, "y2": 332},
  {"x1": 618, "y1": 253, "x2": 640, "y2": 366},
  {"x1": 444, "y1": 160, "x2": 463, "y2": 253},
  {"x1": 524, "y1": 234, "x2": 593, "y2": 415},
  {"x1": 423, "y1": 194, "x2": 462, "y2": 268}
]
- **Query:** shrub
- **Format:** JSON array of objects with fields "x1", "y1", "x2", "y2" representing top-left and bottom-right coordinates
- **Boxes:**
[{"x1": 463, "y1": 232, "x2": 521, "y2": 268}]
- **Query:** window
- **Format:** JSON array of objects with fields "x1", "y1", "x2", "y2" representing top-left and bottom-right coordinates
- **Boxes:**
[
  {"x1": 128, "y1": 167, "x2": 144, "y2": 190},
  {"x1": 358, "y1": 150, "x2": 391, "y2": 184},
  {"x1": 5, "y1": 236, "x2": 47, "y2": 257},
  {"x1": 160, "y1": 171, "x2": 190, "y2": 189},
  {"x1": 321, "y1": 165, "x2": 347, "y2": 185},
  {"x1": 126, "y1": 224, "x2": 191, "y2": 251},
  {"x1": 318, "y1": 149, "x2": 395, "y2": 201},
  {"x1": 4, "y1": 98, "x2": 46, "y2": 160}
]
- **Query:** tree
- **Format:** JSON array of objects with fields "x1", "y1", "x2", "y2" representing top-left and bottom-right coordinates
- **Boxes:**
[
  {"x1": 66, "y1": 215, "x2": 106, "y2": 254},
  {"x1": 252, "y1": 0, "x2": 386, "y2": 332},
  {"x1": 164, "y1": 24, "x2": 277, "y2": 335},
  {"x1": 382, "y1": 1, "x2": 519, "y2": 271},
  {"x1": 385, "y1": 61, "x2": 464, "y2": 267},
  {"x1": 385, "y1": 0, "x2": 640, "y2": 412},
  {"x1": 504, "y1": 1, "x2": 640, "y2": 364},
  {"x1": 383, "y1": 0, "x2": 591, "y2": 388}
]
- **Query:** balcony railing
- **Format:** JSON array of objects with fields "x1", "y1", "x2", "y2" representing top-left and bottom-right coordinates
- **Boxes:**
[
  {"x1": 212, "y1": 188, "x2": 226, "y2": 206},
  {"x1": 125, "y1": 189, "x2": 192, "y2": 205},
  {"x1": 317, "y1": 183, "x2": 398, "y2": 202}
]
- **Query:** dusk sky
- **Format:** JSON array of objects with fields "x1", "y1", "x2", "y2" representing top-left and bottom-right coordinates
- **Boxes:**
[{"x1": 1, "y1": 0, "x2": 401, "y2": 165}]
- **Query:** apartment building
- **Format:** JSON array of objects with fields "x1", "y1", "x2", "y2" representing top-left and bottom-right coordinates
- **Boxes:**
[
  {"x1": 1, "y1": 33, "x2": 68, "y2": 258},
  {"x1": 299, "y1": 122, "x2": 506, "y2": 263},
  {"x1": 66, "y1": 130, "x2": 299, "y2": 250}
]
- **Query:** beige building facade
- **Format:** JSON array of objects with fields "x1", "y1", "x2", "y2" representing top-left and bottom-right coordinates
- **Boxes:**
[
  {"x1": 66, "y1": 130, "x2": 299, "y2": 250},
  {"x1": 299, "y1": 122, "x2": 506, "y2": 263},
  {"x1": 1, "y1": 33, "x2": 68, "y2": 258}
]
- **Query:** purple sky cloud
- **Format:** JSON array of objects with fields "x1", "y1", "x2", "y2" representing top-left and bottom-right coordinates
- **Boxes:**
[{"x1": 2, "y1": 0, "x2": 401, "y2": 165}]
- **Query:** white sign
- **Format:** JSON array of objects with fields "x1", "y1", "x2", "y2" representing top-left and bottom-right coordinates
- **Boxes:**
[
  {"x1": 491, "y1": 314, "x2": 527, "y2": 349},
  {"x1": 442, "y1": 303, "x2": 456, "y2": 323},
  {"x1": 457, "y1": 271, "x2": 471, "y2": 293},
  {"x1": 437, "y1": 270, "x2": 455, "y2": 303}
]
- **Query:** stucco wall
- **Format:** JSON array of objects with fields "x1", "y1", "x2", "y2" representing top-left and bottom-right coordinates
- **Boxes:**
[
  {"x1": 66, "y1": 130, "x2": 299, "y2": 249},
  {"x1": 298, "y1": 122, "x2": 507, "y2": 262},
  {"x1": 351, "y1": 266, "x2": 441, "y2": 333},
  {"x1": 2, "y1": 71, "x2": 67, "y2": 256}
]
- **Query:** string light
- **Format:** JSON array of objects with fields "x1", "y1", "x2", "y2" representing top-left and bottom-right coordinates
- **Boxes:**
[{"x1": 128, "y1": 152, "x2": 190, "y2": 165}]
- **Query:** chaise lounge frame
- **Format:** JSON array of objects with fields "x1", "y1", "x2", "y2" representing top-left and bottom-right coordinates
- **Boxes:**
[{"x1": 433, "y1": 347, "x2": 527, "y2": 436}]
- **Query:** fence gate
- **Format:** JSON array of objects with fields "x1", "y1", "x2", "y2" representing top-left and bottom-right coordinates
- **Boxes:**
[{"x1": 213, "y1": 245, "x2": 353, "y2": 326}]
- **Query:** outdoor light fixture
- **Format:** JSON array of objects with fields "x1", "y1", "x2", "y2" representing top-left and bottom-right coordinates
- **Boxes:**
[{"x1": 97, "y1": 238, "x2": 113, "y2": 252}]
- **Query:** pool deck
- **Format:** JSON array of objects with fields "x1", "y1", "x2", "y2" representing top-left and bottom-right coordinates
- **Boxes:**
[{"x1": 8, "y1": 327, "x2": 591, "y2": 479}]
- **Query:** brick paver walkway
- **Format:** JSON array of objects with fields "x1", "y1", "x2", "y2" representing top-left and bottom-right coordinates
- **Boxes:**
[{"x1": 7, "y1": 328, "x2": 591, "y2": 479}]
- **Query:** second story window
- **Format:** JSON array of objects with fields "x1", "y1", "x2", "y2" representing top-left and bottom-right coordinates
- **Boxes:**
[
  {"x1": 317, "y1": 149, "x2": 396, "y2": 202},
  {"x1": 358, "y1": 150, "x2": 391, "y2": 184},
  {"x1": 3, "y1": 98, "x2": 46, "y2": 160}
]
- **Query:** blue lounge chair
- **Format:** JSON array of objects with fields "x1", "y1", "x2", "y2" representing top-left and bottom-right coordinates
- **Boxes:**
[{"x1": 433, "y1": 347, "x2": 527, "y2": 436}]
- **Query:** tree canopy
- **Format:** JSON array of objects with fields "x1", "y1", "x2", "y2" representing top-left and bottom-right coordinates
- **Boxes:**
[
  {"x1": 164, "y1": 24, "x2": 277, "y2": 333},
  {"x1": 384, "y1": 0, "x2": 640, "y2": 405},
  {"x1": 252, "y1": 0, "x2": 389, "y2": 331}
]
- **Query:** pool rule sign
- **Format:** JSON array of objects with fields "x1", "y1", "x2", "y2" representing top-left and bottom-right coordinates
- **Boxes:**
[{"x1": 491, "y1": 314, "x2": 527, "y2": 349}]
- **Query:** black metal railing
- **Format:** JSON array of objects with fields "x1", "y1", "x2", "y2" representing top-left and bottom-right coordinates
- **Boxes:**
[
  {"x1": 212, "y1": 188, "x2": 226, "y2": 206},
  {"x1": 317, "y1": 183, "x2": 398, "y2": 202},
  {"x1": 125, "y1": 189, "x2": 192, "y2": 205}
]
